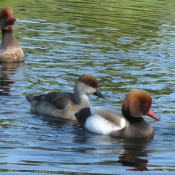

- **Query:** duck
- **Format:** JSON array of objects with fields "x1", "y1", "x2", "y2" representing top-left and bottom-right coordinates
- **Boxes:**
[
  {"x1": 0, "y1": 7, "x2": 24, "y2": 62},
  {"x1": 26, "y1": 74, "x2": 107, "y2": 120},
  {"x1": 75, "y1": 89, "x2": 160, "y2": 138}
]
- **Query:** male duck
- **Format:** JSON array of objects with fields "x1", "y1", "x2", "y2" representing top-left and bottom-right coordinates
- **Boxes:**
[{"x1": 75, "y1": 89, "x2": 160, "y2": 138}]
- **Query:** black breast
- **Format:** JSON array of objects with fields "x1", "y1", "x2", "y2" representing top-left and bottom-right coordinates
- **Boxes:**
[{"x1": 75, "y1": 107, "x2": 92, "y2": 127}]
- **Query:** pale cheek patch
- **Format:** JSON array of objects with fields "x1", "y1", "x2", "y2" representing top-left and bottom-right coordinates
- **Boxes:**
[{"x1": 85, "y1": 115, "x2": 125, "y2": 135}]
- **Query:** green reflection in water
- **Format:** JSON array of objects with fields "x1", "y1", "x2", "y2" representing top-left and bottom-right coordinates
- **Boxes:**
[{"x1": 1, "y1": 0, "x2": 175, "y2": 100}]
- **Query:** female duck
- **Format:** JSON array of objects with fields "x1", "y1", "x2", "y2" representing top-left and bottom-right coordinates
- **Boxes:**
[
  {"x1": 0, "y1": 7, "x2": 24, "y2": 62},
  {"x1": 26, "y1": 74, "x2": 107, "y2": 120},
  {"x1": 75, "y1": 89, "x2": 160, "y2": 138}
]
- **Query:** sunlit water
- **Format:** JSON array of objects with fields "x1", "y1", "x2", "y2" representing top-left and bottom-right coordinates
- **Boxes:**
[{"x1": 0, "y1": 0, "x2": 175, "y2": 174}]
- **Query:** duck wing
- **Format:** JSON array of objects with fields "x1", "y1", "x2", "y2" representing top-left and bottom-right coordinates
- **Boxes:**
[
  {"x1": 40, "y1": 91, "x2": 76, "y2": 109},
  {"x1": 25, "y1": 92, "x2": 76, "y2": 120}
]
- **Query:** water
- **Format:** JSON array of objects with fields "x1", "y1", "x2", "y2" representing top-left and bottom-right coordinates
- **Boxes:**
[{"x1": 0, "y1": 0, "x2": 175, "y2": 174}]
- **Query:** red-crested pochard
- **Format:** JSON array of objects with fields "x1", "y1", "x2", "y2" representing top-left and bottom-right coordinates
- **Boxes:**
[
  {"x1": 75, "y1": 89, "x2": 160, "y2": 138},
  {"x1": 26, "y1": 74, "x2": 107, "y2": 120},
  {"x1": 0, "y1": 7, "x2": 24, "y2": 62}
]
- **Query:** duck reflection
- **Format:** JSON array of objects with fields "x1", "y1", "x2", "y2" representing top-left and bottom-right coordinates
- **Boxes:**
[
  {"x1": 35, "y1": 113, "x2": 153, "y2": 172},
  {"x1": 0, "y1": 62, "x2": 24, "y2": 96},
  {"x1": 72, "y1": 126, "x2": 152, "y2": 171},
  {"x1": 118, "y1": 138, "x2": 153, "y2": 171}
]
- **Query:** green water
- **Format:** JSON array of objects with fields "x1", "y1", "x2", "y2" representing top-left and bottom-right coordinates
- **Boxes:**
[{"x1": 0, "y1": 0, "x2": 175, "y2": 174}]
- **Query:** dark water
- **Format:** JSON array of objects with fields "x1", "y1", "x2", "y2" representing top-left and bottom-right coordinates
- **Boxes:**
[{"x1": 0, "y1": 0, "x2": 175, "y2": 174}]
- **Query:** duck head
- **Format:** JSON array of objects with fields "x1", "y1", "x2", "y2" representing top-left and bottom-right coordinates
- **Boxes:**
[
  {"x1": 122, "y1": 89, "x2": 160, "y2": 123},
  {"x1": 0, "y1": 7, "x2": 18, "y2": 30},
  {"x1": 75, "y1": 74, "x2": 107, "y2": 101}
]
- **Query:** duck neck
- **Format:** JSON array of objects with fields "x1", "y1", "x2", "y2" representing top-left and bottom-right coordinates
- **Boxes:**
[
  {"x1": 125, "y1": 114, "x2": 144, "y2": 123},
  {"x1": 74, "y1": 81, "x2": 91, "y2": 107},
  {"x1": 122, "y1": 106, "x2": 144, "y2": 123},
  {"x1": 1, "y1": 30, "x2": 19, "y2": 49}
]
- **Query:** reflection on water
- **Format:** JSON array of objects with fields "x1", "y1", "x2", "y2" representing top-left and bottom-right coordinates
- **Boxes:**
[
  {"x1": 0, "y1": 62, "x2": 24, "y2": 96},
  {"x1": 0, "y1": 0, "x2": 175, "y2": 174},
  {"x1": 118, "y1": 139, "x2": 152, "y2": 171}
]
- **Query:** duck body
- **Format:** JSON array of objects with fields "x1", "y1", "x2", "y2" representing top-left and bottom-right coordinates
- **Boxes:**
[
  {"x1": 110, "y1": 119, "x2": 154, "y2": 138},
  {"x1": 26, "y1": 74, "x2": 107, "y2": 120},
  {"x1": 0, "y1": 7, "x2": 24, "y2": 62},
  {"x1": 75, "y1": 89, "x2": 160, "y2": 138},
  {"x1": 26, "y1": 91, "x2": 80, "y2": 120}
]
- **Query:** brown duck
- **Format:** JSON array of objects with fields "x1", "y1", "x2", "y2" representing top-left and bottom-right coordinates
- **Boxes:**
[
  {"x1": 0, "y1": 7, "x2": 24, "y2": 62},
  {"x1": 26, "y1": 74, "x2": 107, "y2": 120}
]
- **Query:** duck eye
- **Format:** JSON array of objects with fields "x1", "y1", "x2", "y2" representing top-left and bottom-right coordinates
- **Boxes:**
[
  {"x1": 89, "y1": 83, "x2": 93, "y2": 87},
  {"x1": 145, "y1": 103, "x2": 148, "y2": 107}
]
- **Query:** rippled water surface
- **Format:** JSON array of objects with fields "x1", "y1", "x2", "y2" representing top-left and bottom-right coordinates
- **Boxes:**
[{"x1": 1, "y1": 0, "x2": 175, "y2": 174}]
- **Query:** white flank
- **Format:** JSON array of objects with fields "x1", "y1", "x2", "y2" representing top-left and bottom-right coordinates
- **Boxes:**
[
  {"x1": 120, "y1": 117, "x2": 126, "y2": 128},
  {"x1": 85, "y1": 114, "x2": 125, "y2": 135}
]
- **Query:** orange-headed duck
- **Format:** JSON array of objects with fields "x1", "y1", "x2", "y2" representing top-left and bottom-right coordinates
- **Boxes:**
[{"x1": 75, "y1": 89, "x2": 160, "y2": 138}]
